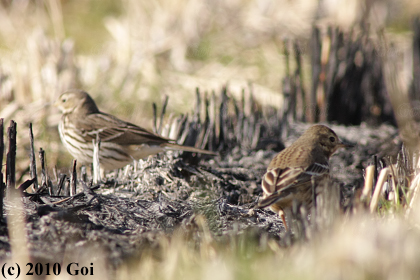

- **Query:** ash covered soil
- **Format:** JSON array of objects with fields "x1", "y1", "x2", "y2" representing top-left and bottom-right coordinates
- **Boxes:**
[{"x1": 1, "y1": 120, "x2": 401, "y2": 265}]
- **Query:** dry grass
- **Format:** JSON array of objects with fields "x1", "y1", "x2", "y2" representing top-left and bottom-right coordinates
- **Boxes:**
[
  {"x1": 0, "y1": 0, "x2": 417, "y2": 173},
  {"x1": 1, "y1": 0, "x2": 420, "y2": 279},
  {"x1": 114, "y1": 216, "x2": 420, "y2": 280},
  {"x1": 109, "y1": 153, "x2": 420, "y2": 280}
]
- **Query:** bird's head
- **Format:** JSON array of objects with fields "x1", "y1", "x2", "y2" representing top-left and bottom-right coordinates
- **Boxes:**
[
  {"x1": 304, "y1": 125, "x2": 353, "y2": 157},
  {"x1": 54, "y1": 90, "x2": 100, "y2": 115}
]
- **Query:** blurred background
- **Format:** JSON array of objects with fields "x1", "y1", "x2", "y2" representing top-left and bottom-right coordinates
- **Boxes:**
[
  {"x1": 2, "y1": 2, "x2": 420, "y2": 279},
  {"x1": 0, "y1": 0, "x2": 419, "y2": 179}
]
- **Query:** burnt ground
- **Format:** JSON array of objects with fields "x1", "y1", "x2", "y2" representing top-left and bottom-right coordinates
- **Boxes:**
[
  {"x1": 0, "y1": 91, "x2": 402, "y2": 267},
  {"x1": 3, "y1": 23, "x2": 419, "y2": 267}
]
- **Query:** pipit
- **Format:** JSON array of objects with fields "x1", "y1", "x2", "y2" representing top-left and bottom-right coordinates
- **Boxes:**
[
  {"x1": 256, "y1": 125, "x2": 352, "y2": 229},
  {"x1": 55, "y1": 89, "x2": 216, "y2": 171}
]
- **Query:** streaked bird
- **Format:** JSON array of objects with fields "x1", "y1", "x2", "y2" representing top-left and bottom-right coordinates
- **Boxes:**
[
  {"x1": 55, "y1": 89, "x2": 216, "y2": 171},
  {"x1": 256, "y1": 125, "x2": 352, "y2": 230}
]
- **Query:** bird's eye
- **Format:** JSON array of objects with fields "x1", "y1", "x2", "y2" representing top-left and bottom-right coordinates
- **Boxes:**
[
  {"x1": 329, "y1": 136, "x2": 335, "y2": 142},
  {"x1": 62, "y1": 98, "x2": 66, "y2": 103}
]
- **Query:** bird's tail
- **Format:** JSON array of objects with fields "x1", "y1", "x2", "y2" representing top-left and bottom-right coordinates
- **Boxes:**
[
  {"x1": 255, "y1": 192, "x2": 282, "y2": 209},
  {"x1": 162, "y1": 143, "x2": 217, "y2": 156}
]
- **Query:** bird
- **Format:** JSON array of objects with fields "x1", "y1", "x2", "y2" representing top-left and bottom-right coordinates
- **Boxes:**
[
  {"x1": 256, "y1": 125, "x2": 352, "y2": 230},
  {"x1": 54, "y1": 89, "x2": 216, "y2": 171}
]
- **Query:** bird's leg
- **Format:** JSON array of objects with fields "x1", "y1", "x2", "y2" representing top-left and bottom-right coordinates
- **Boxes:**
[{"x1": 279, "y1": 209, "x2": 288, "y2": 232}]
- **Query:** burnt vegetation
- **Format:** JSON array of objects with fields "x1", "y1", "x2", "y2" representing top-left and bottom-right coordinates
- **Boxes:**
[{"x1": 1, "y1": 21, "x2": 420, "y2": 268}]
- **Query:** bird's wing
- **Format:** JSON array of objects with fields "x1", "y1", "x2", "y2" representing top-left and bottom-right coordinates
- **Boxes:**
[
  {"x1": 258, "y1": 162, "x2": 329, "y2": 209},
  {"x1": 76, "y1": 112, "x2": 173, "y2": 146}
]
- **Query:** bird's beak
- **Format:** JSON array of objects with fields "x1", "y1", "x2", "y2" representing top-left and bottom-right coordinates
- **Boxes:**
[
  {"x1": 338, "y1": 140, "x2": 354, "y2": 148},
  {"x1": 53, "y1": 100, "x2": 60, "y2": 107}
]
